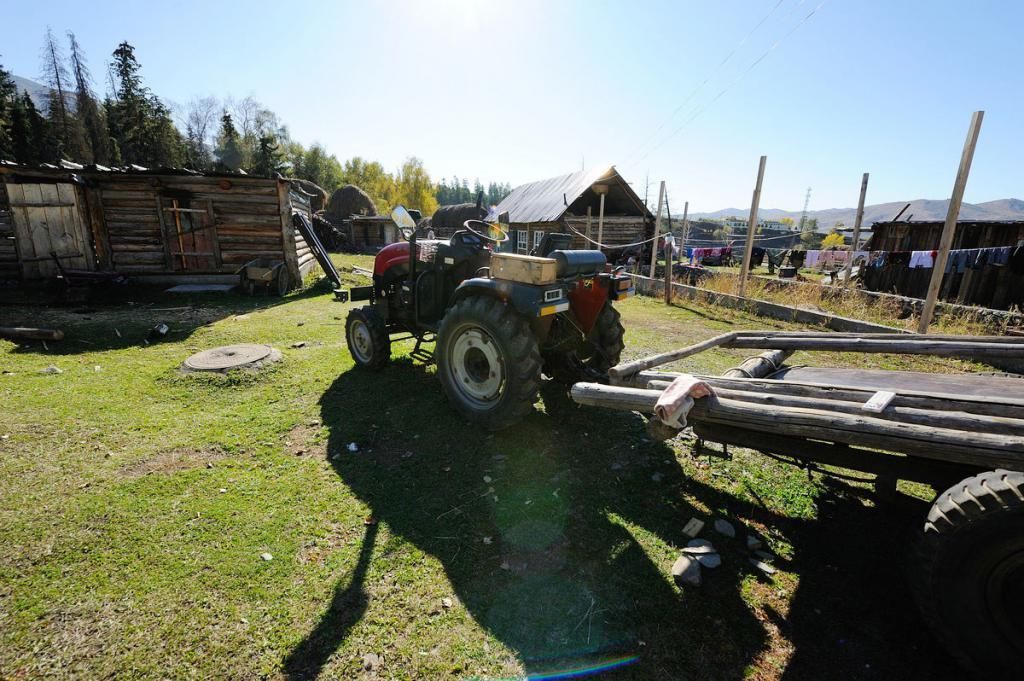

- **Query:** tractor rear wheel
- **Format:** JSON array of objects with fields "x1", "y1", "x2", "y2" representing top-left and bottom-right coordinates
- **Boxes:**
[
  {"x1": 914, "y1": 469, "x2": 1024, "y2": 678},
  {"x1": 544, "y1": 302, "x2": 625, "y2": 384},
  {"x1": 345, "y1": 306, "x2": 390, "y2": 369},
  {"x1": 437, "y1": 295, "x2": 542, "y2": 430}
]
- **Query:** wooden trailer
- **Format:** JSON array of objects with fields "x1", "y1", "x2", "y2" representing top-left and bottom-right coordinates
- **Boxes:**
[{"x1": 570, "y1": 330, "x2": 1024, "y2": 676}]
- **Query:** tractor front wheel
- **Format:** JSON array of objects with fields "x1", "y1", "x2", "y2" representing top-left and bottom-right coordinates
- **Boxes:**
[
  {"x1": 437, "y1": 295, "x2": 542, "y2": 430},
  {"x1": 345, "y1": 306, "x2": 390, "y2": 369}
]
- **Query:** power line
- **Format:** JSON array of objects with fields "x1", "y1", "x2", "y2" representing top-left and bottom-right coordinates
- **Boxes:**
[
  {"x1": 622, "y1": 0, "x2": 787, "y2": 167},
  {"x1": 628, "y1": 0, "x2": 828, "y2": 168}
]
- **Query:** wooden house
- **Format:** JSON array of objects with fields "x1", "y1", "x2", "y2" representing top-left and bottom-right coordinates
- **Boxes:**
[
  {"x1": 863, "y1": 219, "x2": 1024, "y2": 309},
  {"x1": 490, "y1": 166, "x2": 653, "y2": 256},
  {"x1": 0, "y1": 163, "x2": 317, "y2": 289}
]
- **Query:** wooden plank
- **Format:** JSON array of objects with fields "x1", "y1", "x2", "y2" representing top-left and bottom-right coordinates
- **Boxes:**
[
  {"x1": 724, "y1": 335, "x2": 1024, "y2": 358},
  {"x1": 642, "y1": 382, "x2": 1024, "y2": 436},
  {"x1": 6, "y1": 201, "x2": 75, "y2": 208},
  {"x1": 83, "y1": 185, "x2": 111, "y2": 269},
  {"x1": 737, "y1": 155, "x2": 766, "y2": 297},
  {"x1": 628, "y1": 372, "x2": 1024, "y2": 417},
  {"x1": 7, "y1": 184, "x2": 36, "y2": 278},
  {"x1": 609, "y1": 332, "x2": 738, "y2": 380},
  {"x1": 919, "y1": 111, "x2": 984, "y2": 333}
]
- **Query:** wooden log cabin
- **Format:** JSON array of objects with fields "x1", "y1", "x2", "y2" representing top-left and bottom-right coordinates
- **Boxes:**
[
  {"x1": 0, "y1": 163, "x2": 317, "y2": 289},
  {"x1": 863, "y1": 219, "x2": 1024, "y2": 310},
  {"x1": 490, "y1": 166, "x2": 653, "y2": 258}
]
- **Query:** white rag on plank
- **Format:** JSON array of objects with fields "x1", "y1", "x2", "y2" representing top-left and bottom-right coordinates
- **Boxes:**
[{"x1": 654, "y1": 375, "x2": 714, "y2": 429}]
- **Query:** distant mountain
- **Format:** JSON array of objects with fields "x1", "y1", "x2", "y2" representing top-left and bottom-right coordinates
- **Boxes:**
[
  {"x1": 688, "y1": 198, "x2": 1024, "y2": 232},
  {"x1": 11, "y1": 74, "x2": 76, "y2": 113}
]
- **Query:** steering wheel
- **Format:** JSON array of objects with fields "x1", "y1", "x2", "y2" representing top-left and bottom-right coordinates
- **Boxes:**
[{"x1": 463, "y1": 219, "x2": 509, "y2": 244}]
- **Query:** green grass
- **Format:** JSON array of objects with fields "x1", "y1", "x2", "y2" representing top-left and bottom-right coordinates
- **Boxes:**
[{"x1": 0, "y1": 258, "x2": 981, "y2": 680}]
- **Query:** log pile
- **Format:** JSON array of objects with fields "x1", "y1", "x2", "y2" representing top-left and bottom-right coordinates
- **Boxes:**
[{"x1": 572, "y1": 331, "x2": 1024, "y2": 472}]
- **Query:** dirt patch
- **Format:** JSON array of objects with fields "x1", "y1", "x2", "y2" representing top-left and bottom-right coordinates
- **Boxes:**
[
  {"x1": 120, "y1": 448, "x2": 229, "y2": 478},
  {"x1": 286, "y1": 422, "x2": 326, "y2": 458}
]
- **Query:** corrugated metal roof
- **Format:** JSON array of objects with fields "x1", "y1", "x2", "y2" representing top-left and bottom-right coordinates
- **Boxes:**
[{"x1": 492, "y1": 166, "x2": 621, "y2": 223}]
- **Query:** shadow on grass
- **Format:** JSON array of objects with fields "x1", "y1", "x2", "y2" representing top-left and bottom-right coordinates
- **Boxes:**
[
  {"x1": 287, "y1": 361, "x2": 962, "y2": 680},
  {"x1": 2, "y1": 283, "x2": 332, "y2": 356}
]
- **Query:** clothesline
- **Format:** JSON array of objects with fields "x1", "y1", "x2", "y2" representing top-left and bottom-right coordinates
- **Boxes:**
[{"x1": 682, "y1": 243, "x2": 1024, "y2": 274}]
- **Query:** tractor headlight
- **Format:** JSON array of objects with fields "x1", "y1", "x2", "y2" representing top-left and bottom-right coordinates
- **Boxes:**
[{"x1": 543, "y1": 288, "x2": 563, "y2": 302}]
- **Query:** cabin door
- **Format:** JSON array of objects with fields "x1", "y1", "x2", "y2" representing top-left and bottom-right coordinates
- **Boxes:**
[
  {"x1": 6, "y1": 182, "x2": 94, "y2": 279},
  {"x1": 158, "y1": 197, "x2": 221, "y2": 271}
]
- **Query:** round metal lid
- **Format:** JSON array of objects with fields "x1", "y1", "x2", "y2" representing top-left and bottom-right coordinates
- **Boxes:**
[{"x1": 183, "y1": 344, "x2": 274, "y2": 371}]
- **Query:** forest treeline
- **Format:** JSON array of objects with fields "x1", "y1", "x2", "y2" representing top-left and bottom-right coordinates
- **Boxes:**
[{"x1": 0, "y1": 30, "x2": 512, "y2": 215}]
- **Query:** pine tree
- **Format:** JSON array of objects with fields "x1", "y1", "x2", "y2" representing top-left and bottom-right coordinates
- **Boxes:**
[
  {"x1": 105, "y1": 42, "x2": 183, "y2": 167},
  {"x1": 214, "y1": 111, "x2": 243, "y2": 171},
  {"x1": 0, "y1": 63, "x2": 16, "y2": 159},
  {"x1": 67, "y1": 31, "x2": 109, "y2": 164},
  {"x1": 251, "y1": 134, "x2": 284, "y2": 177},
  {"x1": 40, "y1": 27, "x2": 87, "y2": 161},
  {"x1": 10, "y1": 92, "x2": 55, "y2": 164}
]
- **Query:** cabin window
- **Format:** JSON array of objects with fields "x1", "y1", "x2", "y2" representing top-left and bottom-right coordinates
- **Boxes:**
[
  {"x1": 517, "y1": 229, "x2": 529, "y2": 254},
  {"x1": 533, "y1": 230, "x2": 545, "y2": 251}
]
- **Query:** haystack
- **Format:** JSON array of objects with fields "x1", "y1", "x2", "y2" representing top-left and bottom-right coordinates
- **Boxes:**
[
  {"x1": 327, "y1": 185, "x2": 378, "y2": 219},
  {"x1": 430, "y1": 203, "x2": 486, "y2": 235}
]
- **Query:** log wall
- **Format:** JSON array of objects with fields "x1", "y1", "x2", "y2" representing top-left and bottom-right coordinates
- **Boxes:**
[{"x1": 0, "y1": 184, "x2": 17, "y2": 280}]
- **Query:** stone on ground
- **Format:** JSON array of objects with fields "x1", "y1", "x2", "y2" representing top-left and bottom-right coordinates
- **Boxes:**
[
  {"x1": 714, "y1": 518, "x2": 736, "y2": 538},
  {"x1": 682, "y1": 517, "x2": 705, "y2": 538},
  {"x1": 672, "y1": 554, "x2": 702, "y2": 586}
]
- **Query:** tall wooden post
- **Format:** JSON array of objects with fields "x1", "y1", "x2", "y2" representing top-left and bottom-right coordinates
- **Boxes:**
[
  {"x1": 585, "y1": 205, "x2": 592, "y2": 245},
  {"x1": 594, "y1": 185, "x2": 608, "y2": 250},
  {"x1": 737, "y1": 156, "x2": 767, "y2": 297},
  {"x1": 664, "y1": 241, "x2": 673, "y2": 304},
  {"x1": 918, "y1": 111, "x2": 984, "y2": 334},
  {"x1": 680, "y1": 200, "x2": 689, "y2": 248},
  {"x1": 648, "y1": 181, "x2": 666, "y2": 278},
  {"x1": 842, "y1": 172, "x2": 870, "y2": 288}
]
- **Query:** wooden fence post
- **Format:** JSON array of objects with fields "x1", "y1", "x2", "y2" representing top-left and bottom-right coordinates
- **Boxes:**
[
  {"x1": 737, "y1": 156, "x2": 767, "y2": 297},
  {"x1": 918, "y1": 111, "x2": 984, "y2": 334},
  {"x1": 664, "y1": 242, "x2": 673, "y2": 304},
  {"x1": 842, "y1": 172, "x2": 870, "y2": 288},
  {"x1": 648, "y1": 181, "x2": 666, "y2": 279}
]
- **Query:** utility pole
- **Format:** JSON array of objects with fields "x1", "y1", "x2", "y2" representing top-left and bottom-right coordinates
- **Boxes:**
[
  {"x1": 842, "y1": 173, "x2": 870, "y2": 288},
  {"x1": 648, "y1": 181, "x2": 666, "y2": 279},
  {"x1": 738, "y1": 156, "x2": 767, "y2": 298},
  {"x1": 798, "y1": 187, "x2": 812, "y2": 233},
  {"x1": 918, "y1": 111, "x2": 984, "y2": 334}
]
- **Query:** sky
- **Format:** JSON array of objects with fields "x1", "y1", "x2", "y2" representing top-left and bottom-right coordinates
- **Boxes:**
[{"x1": 1, "y1": 0, "x2": 1022, "y2": 212}]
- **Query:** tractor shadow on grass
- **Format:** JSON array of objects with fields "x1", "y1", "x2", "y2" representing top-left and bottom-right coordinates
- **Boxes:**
[{"x1": 291, "y1": 362, "x2": 963, "y2": 680}]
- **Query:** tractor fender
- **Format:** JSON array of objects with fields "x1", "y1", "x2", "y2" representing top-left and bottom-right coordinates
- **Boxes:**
[{"x1": 450, "y1": 277, "x2": 567, "y2": 319}]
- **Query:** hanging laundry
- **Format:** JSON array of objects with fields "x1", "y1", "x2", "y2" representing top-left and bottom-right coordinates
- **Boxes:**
[
  {"x1": 751, "y1": 247, "x2": 765, "y2": 266},
  {"x1": 889, "y1": 251, "x2": 911, "y2": 266},
  {"x1": 804, "y1": 250, "x2": 821, "y2": 268},
  {"x1": 992, "y1": 246, "x2": 1012, "y2": 265},
  {"x1": 869, "y1": 251, "x2": 886, "y2": 268},
  {"x1": 909, "y1": 251, "x2": 935, "y2": 268},
  {"x1": 789, "y1": 250, "x2": 806, "y2": 268}
]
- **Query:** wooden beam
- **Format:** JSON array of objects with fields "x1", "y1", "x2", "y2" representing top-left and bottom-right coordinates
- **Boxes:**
[
  {"x1": 724, "y1": 335, "x2": 1024, "y2": 358},
  {"x1": 918, "y1": 111, "x2": 984, "y2": 333},
  {"x1": 648, "y1": 180, "x2": 665, "y2": 278},
  {"x1": 569, "y1": 382, "x2": 1024, "y2": 468},
  {"x1": 737, "y1": 156, "x2": 767, "y2": 297},
  {"x1": 608, "y1": 331, "x2": 737, "y2": 381},
  {"x1": 842, "y1": 172, "x2": 869, "y2": 288}
]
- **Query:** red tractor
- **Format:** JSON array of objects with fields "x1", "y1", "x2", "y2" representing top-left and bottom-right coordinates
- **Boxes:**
[{"x1": 342, "y1": 207, "x2": 634, "y2": 429}]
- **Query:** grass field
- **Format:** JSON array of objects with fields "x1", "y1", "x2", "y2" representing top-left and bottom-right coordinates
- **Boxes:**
[{"x1": 0, "y1": 256, "x2": 991, "y2": 679}]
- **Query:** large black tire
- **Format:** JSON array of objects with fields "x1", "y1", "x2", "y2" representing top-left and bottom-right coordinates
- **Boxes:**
[
  {"x1": 436, "y1": 295, "x2": 542, "y2": 430},
  {"x1": 345, "y1": 306, "x2": 390, "y2": 369},
  {"x1": 544, "y1": 302, "x2": 625, "y2": 385},
  {"x1": 915, "y1": 469, "x2": 1024, "y2": 678}
]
